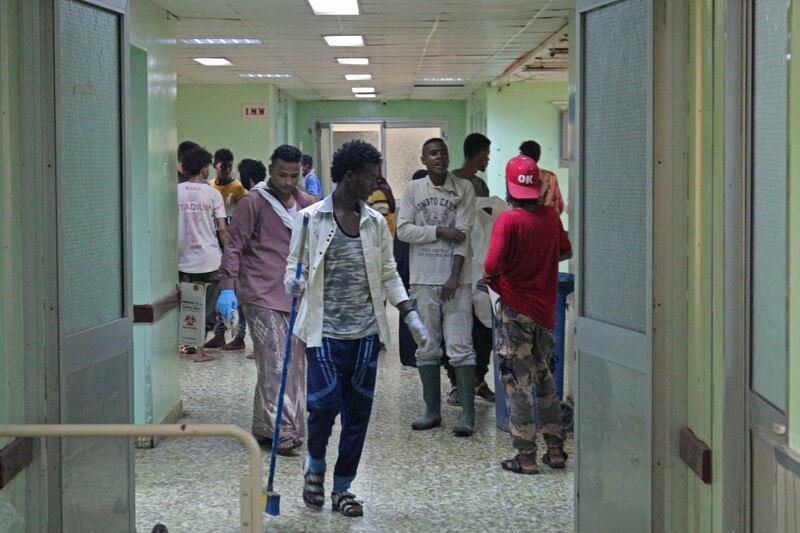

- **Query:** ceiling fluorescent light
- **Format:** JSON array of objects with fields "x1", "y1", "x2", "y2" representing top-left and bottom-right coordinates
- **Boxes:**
[
  {"x1": 345, "y1": 74, "x2": 372, "y2": 81},
  {"x1": 324, "y1": 35, "x2": 364, "y2": 47},
  {"x1": 239, "y1": 73, "x2": 294, "y2": 79},
  {"x1": 351, "y1": 87, "x2": 375, "y2": 93},
  {"x1": 416, "y1": 76, "x2": 468, "y2": 82},
  {"x1": 193, "y1": 57, "x2": 232, "y2": 66},
  {"x1": 308, "y1": 0, "x2": 359, "y2": 15},
  {"x1": 337, "y1": 57, "x2": 369, "y2": 65},
  {"x1": 181, "y1": 38, "x2": 261, "y2": 45},
  {"x1": 355, "y1": 93, "x2": 376, "y2": 98}
]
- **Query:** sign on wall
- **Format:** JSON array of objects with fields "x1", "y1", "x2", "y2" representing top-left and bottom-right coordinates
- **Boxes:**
[{"x1": 242, "y1": 104, "x2": 268, "y2": 119}]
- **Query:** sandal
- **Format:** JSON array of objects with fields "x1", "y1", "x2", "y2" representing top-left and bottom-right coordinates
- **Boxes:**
[
  {"x1": 542, "y1": 447, "x2": 568, "y2": 469},
  {"x1": 302, "y1": 471, "x2": 325, "y2": 511},
  {"x1": 179, "y1": 345, "x2": 196, "y2": 355},
  {"x1": 331, "y1": 491, "x2": 363, "y2": 517},
  {"x1": 446, "y1": 386, "x2": 461, "y2": 406},
  {"x1": 501, "y1": 454, "x2": 539, "y2": 475},
  {"x1": 277, "y1": 438, "x2": 303, "y2": 456}
]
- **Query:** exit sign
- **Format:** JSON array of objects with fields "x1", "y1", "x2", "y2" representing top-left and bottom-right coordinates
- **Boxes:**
[{"x1": 242, "y1": 104, "x2": 268, "y2": 118}]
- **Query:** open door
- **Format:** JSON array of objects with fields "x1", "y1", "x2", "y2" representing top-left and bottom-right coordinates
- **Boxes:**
[
  {"x1": 574, "y1": 0, "x2": 653, "y2": 530},
  {"x1": 55, "y1": 0, "x2": 133, "y2": 530}
]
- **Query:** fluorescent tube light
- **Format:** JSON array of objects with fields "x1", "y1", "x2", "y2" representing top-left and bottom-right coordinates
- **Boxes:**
[
  {"x1": 324, "y1": 35, "x2": 364, "y2": 47},
  {"x1": 239, "y1": 73, "x2": 294, "y2": 78},
  {"x1": 308, "y1": 0, "x2": 359, "y2": 15},
  {"x1": 193, "y1": 57, "x2": 232, "y2": 66},
  {"x1": 337, "y1": 57, "x2": 369, "y2": 65},
  {"x1": 355, "y1": 94, "x2": 376, "y2": 98},
  {"x1": 416, "y1": 76, "x2": 468, "y2": 82},
  {"x1": 351, "y1": 87, "x2": 375, "y2": 93},
  {"x1": 345, "y1": 74, "x2": 372, "y2": 81},
  {"x1": 181, "y1": 38, "x2": 261, "y2": 45}
]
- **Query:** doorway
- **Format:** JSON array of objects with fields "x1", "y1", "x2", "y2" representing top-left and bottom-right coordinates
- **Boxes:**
[{"x1": 314, "y1": 120, "x2": 444, "y2": 197}]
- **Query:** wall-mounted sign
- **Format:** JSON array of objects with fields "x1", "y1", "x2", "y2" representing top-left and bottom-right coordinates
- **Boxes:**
[{"x1": 242, "y1": 104, "x2": 268, "y2": 119}]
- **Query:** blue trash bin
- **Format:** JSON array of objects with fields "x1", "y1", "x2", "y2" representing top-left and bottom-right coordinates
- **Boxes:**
[{"x1": 493, "y1": 272, "x2": 575, "y2": 432}]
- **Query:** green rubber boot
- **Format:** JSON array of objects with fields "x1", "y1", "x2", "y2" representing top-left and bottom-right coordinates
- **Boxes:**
[
  {"x1": 411, "y1": 365, "x2": 442, "y2": 430},
  {"x1": 453, "y1": 365, "x2": 476, "y2": 437}
]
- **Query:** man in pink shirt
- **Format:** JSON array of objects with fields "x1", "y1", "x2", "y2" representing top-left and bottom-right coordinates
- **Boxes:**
[
  {"x1": 217, "y1": 145, "x2": 314, "y2": 454},
  {"x1": 484, "y1": 155, "x2": 572, "y2": 474}
]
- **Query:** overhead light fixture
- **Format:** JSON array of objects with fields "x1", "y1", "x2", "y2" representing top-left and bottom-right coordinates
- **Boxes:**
[
  {"x1": 416, "y1": 76, "x2": 468, "y2": 82},
  {"x1": 193, "y1": 57, "x2": 232, "y2": 66},
  {"x1": 355, "y1": 94, "x2": 376, "y2": 98},
  {"x1": 351, "y1": 87, "x2": 375, "y2": 93},
  {"x1": 337, "y1": 57, "x2": 369, "y2": 65},
  {"x1": 345, "y1": 74, "x2": 372, "y2": 81},
  {"x1": 239, "y1": 73, "x2": 294, "y2": 78},
  {"x1": 181, "y1": 38, "x2": 261, "y2": 45},
  {"x1": 324, "y1": 35, "x2": 364, "y2": 47},
  {"x1": 308, "y1": 0, "x2": 359, "y2": 15}
]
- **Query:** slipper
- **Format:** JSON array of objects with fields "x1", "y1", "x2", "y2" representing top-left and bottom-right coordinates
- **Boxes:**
[
  {"x1": 179, "y1": 345, "x2": 196, "y2": 355},
  {"x1": 277, "y1": 438, "x2": 303, "y2": 456},
  {"x1": 501, "y1": 454, "x2": 539, "y2": 475}
]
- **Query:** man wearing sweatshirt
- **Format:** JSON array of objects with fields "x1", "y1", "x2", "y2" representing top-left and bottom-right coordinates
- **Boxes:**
[{"x1": 397, "y1": 137, "x2": 478, "y2": 437}]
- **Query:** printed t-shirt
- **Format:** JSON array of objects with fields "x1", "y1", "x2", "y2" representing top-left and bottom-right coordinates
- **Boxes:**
[
  {"x1": 484, "y1": 206, "x2": 571, "y2": 328},
  {"x1": 178, "y1": 181, "x2": 226, "y2": 273}
]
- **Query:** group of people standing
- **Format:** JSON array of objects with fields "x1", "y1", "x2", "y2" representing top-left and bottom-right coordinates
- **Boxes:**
[{"x1": 174, "y1": 131, "x2": 570, "y2": 517}]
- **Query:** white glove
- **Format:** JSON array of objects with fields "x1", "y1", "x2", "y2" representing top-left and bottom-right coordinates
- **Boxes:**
[
  {"x1": 286, "y1": 277, "x2": 305, "y2": 297},
  {"x1": 404, "y1": 310, "x2": 429, "y2": 348}
]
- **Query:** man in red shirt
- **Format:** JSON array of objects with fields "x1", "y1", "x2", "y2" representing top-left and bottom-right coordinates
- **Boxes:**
[{"x1": 484, "y1": 154, "x2": 572, "y2": 474}]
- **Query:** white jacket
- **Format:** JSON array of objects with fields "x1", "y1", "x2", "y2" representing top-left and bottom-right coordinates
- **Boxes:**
[{"x1": 285, "y1": 194, "x2": 409, "y2": 348}]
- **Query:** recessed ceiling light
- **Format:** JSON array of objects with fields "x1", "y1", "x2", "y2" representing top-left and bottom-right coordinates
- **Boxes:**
[
  {"x1": 324, "y1": 35, "x2": 364, "y2": 47},
  {"x1": 193, "y1": 57, "x2": 232, "y2": 66},
  {"x1": 351, "y1": 87, "x2": 375, "y2": 93},
  {"x1": 416, "y1": 76, "x2": 468, "y2": 82},
  {"x1": 181, "y1": 38, "x2": 261, "y2": 45},
  {"x1": 345, "y1": 74, "x2": 372, "y2": 81},
  {"x1": 355, "y1": 93, "x2": 376, "y2": 98},
  {"x1": 337, "y1": 57, "x2": 369, "y2": 65},
  {"x1": 308, "y1": 0, "x2": 359, "y2": 15},
  {"x1": 239, "y1": 73, "x2": 294, "y2": 78}
]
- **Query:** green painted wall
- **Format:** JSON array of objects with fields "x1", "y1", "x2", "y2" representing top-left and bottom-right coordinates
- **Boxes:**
[
  {"x1": 0, "y1": 0, "x2": 27, "y2": 525},
  {"x1": 484, "y1": 82, "x2": 568, "y2": 198},
  {"x1": 177, "y1": 83, "x2": 295, "y2": 163},
  {"x1": 130, "y1": 0, "x2": 180, "y2": 426},
  {"x1": 294, "y1": 99, "x2": 467, "y2": 160}
]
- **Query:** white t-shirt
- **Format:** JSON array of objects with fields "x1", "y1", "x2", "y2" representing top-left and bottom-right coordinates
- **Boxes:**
[{"x1": 178, "y1": 181, "x2": 226, "y2": 273}]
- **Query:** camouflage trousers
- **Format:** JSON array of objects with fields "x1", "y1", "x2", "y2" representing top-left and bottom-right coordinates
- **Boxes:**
[{"x1": 495, "y1": 301, "x2": 563, "y2": 455}]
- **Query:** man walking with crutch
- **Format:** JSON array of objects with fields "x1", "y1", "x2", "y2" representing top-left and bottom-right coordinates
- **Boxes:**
[{"x1": 285, "y1": 140, "x2": 428, "y2": 517}]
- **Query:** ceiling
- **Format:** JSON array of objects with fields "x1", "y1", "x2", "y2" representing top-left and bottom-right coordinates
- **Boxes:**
[{"x1": 154, "y1": 0, "x2": 574, "y2": 100}]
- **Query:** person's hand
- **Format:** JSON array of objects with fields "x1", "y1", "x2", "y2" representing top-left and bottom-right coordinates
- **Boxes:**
[
  {"x1": 436, "y1": 227, "x2": 467, "y2": 244},
  {"x1": 216, "y1": 289, "x2": 238, "y2": 321},
  {"x1": 404, "y1": 310, "x2": 429, "y2": 347},
  {"x1": 286, "y1": 277, "x2": 305, "y2": 297},
  {"x1": 441, "y1": 275, "x2": 459, "y2": 302}
]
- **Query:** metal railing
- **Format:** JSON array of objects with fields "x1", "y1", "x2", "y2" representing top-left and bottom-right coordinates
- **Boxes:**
[{"x1": 0, "y1": 424, "x2": 263, "y2": 533}]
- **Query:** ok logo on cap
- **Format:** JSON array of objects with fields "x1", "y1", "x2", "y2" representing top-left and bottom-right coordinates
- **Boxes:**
[{"x1": 517, "y1": 174, "x2": 535, "y2": 185}]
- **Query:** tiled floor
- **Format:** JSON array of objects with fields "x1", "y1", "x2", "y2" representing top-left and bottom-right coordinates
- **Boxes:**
[{"x1": 135, "y1": 309, "x2": 574, "y2": 532}]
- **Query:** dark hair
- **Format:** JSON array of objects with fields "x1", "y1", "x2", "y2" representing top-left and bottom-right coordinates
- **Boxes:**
[
  {"x1": 506, "y1": 192, "x2": 541, "y2": 210},
  {"x1": 301, "y1": 154, "x2": 313, "y2": 167},
  {"x1": 270, "y1": 144, "x2": 302, "y2": 165},
  {"x1": 181, "y1": 147, "x2": 212, "y2": 177},
  {"x1": 331, "y1": 140, "x2": 382, "y2": 183},
  {"x1": 463, "y1": 133, "x2": 491, "y2": 159},
  {"x1": 422, "y1": 137, "x2": 446, "y2": 152},
  {"x1": 519, "y1": 140, "x2": 541, "y2": 162},
  {"x1": 238, "y1": 159, "x2": 266, "y2": 190},
  {"x1": 178, "y1": 140, "x2": 199, "y2": 160},
  {"x1": 214, "y1": 148, "x2": 234, "y2": 165}
]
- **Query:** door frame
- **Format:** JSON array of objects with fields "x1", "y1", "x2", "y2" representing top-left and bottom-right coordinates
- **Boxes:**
[{"x1": 18, "y1": 0, "x2": 133, "y2": 529}]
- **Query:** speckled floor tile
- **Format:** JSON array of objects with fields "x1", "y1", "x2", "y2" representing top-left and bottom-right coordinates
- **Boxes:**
[{"x1": 136, "y1": 308, "x2": 574, "y2": 532}]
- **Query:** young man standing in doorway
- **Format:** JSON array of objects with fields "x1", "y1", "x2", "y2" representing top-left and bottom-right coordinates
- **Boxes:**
[
  {"x1": 485, "y1": 154, "x2": 572, "y2": 474},
  {"x1": 286, "y1": 140, "x2": 428, "y2": 517},
  {"x1": 217, "y1": 145, "x2": 314, "y2": 453},
  {"x1": 177, "y1": 147, "x2": 228, "y2": 362},
  {"x1": 301, "y1": 154, "x2": 321, "y2": 201},
  {"x1": 446, "y1": 132, "x2": 496, "y2": 405},
  {"x1": 397, "y1": 138, "x2": 478, "y2": 437}
]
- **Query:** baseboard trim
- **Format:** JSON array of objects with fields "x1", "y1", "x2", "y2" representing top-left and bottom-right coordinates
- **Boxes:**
[{"x1": 134, "y1": 401, "x2": 185, "y2": 449}]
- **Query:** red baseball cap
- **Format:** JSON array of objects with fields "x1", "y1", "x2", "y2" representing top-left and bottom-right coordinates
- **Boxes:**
[{"x1": 505, "y1": 155, "x2": 541, "y2": 200}]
